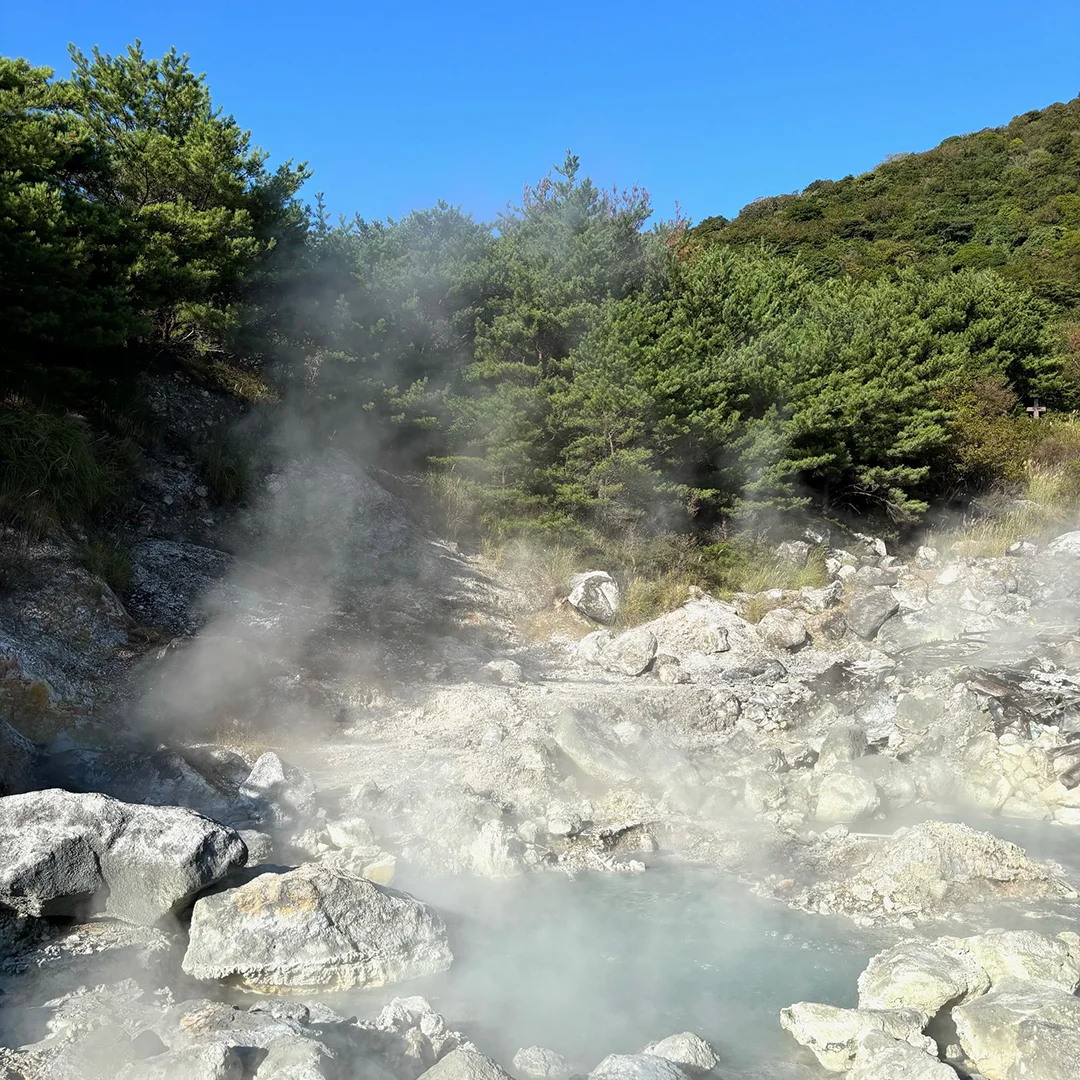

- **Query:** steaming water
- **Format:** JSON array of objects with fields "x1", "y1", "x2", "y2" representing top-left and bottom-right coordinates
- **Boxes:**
[{"x1": 338, "y1": 868, "x2": 874, "y2": 1078}]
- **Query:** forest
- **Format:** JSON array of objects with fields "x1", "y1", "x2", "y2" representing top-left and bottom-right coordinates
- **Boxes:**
[{"x1": 5, "y1": 43, "x2": 1080, "y2": 561}]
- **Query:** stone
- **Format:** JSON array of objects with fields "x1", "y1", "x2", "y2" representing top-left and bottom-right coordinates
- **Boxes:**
[
  {"x1": 914, "y1": 546, "x2": 940, "y2": 568},
  {"x1": 894, "y1": 687, "x2": 947, "y2": 733},
  {"x1": 952, "y1": 980, "x2": 1080, "y2": 1080},
  {"x1": 483, "y1": 659, "x2": 523, "y2": 685},
  {"x1": 756, "y1": 608, "x2": 807, "y2": 651},
  {"x1": 854, "y1": 565, "x2": 900, "y2": 587},
  {"x1": 182, "y1": 863, "x2": 452, "y2": 992},
  {"x1": 857, "y1": 939, "x2": 989, "y2": 1015},
  {"x1": 817, "y1": 724, "x2": 867, "y2": 770},
  {"x1": 578, "y1": 630, "x2": 614, "y2": 664},
  {"x1": 325, "y1": 817, "x2": 376, "y2": 850},
  {"x1": 777, "y1": 541, "x2": 811, "y2": 567},
  {"x1": 798, "y1": 581, "x2": 844, "y2": 614},
  {"x1": 600, "y1": 629, "x2": 658, "y2": 676},
  {"x1": 238, "y1": 752, "x2": 317, "y2": 830},
  {"x1": 116, "y1": 1045, "x2": 244, "y2": 1080},
  {"x1": 1008, "y1": 1016, "x2": 1080, "y2": 1080},
  {"x1": 779, "y1": 1002, "x2": 934, "y2": 1073},
  {"x1": 590, "y1": 1054, "x2": 689, "y2": 1080},
  {"x1": 0, "y1": 789, "x2": 246, "y2": 925},
  {"x1": 552, "y1": 710, "x2": 688, "y2": 786},
  {"x1": 641, "y1": 1031, "x2": 719, "y2": 1073},
  {"x1": 1046, "y1": 530, "x2": 1080, "y2": 556},
  {"x1": 0, "y1": 719, "x2": 39, "y2": 796},
  {"x1": 568, "y1": 571, "x2": 621, "y2": 624},
  {"x1": 253, "y1": 1036, "x2": 336, "y2": 1079},
  {"x1": 419, "y1": 1049, "x2": 513, "y2": 1080},
  {"x1": 848, "y1": 1031, "x2": 956, "y2": 1080},
  {"x1": 938, "y1": 929, "x2": 1080, "y2": 993},
  {"x1": 512, "y1": 1047, "x2": 573, "y2": 1080},
  {"x1": 847, "y1": 588, "x2": 900, "y2": 640},
  {"x1": 815, "y1": 771, "x2": 881, "y2": 823}
]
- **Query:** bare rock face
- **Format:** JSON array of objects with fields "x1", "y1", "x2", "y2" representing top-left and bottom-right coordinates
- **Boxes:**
[
  {"x1": 847, "y1": 587, "x2": 900, "y2": 640},
  {"x1": 182, "y1": 864, "x2": 452, "y2": 993},
  {"x1": 847, "y1": 1031, "x2": 956, "y2": 1080},
  {"x1": 513, "y1": 1047, "x2": 573, "y2": 1080},
  {"x1": 857, "y1": 939, "x2": 989, "y2": 1015},
  {"x1": 0, "y1": 718, "x2": 40, "y2": 796},
  {"x1": 0, "y1": 789, "x2": 247, "y2": 925},
  {"x1": 568, "y1": 572, "x2": 621, "y2": 624}
]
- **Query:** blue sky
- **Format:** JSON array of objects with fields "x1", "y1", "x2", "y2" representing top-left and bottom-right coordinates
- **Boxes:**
[{"x1": 5, "y1": 1, "x2": 1079, "y2": 227}]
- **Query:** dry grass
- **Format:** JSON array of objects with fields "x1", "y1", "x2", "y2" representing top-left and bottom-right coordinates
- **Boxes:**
[{"x1": 932, "y1": 463, "x2": 1080, "y2": 557}]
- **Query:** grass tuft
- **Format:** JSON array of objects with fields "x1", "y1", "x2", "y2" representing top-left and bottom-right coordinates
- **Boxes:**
[
  {"x1": 198, "y1": 428, "x2": 249, "y2": 504},
  {"x1": 82, "y1": 536, "x2": 133, "y2": 593}
]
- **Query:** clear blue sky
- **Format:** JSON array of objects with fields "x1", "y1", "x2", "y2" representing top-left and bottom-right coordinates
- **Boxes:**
[{"x1": 5, "y1": 1, "x2": 1079, "y2": 227}]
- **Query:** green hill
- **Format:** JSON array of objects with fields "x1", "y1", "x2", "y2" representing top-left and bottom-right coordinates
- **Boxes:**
[{"x1": 693, "y1": 96, "x2": 1080, "y2": 307}]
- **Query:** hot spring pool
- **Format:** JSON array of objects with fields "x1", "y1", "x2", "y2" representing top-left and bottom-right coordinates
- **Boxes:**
[{"x1": 337, "y1": 867, "x2": 875, "y2": 1077}]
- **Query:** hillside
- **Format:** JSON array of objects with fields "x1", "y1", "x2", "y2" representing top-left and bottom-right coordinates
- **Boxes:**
[{"x1": 693, "y1": 96, "x2": 1080, "y2": 306}]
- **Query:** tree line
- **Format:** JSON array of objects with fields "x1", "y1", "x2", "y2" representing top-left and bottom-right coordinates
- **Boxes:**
[{"x1": 3, "y1": 43, "x2": 1078, "y2": 540}]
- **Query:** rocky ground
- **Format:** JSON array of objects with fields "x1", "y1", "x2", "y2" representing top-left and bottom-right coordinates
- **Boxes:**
[{"x1": 5, "y1": 377, "x2": 1080, "y2": 1078}]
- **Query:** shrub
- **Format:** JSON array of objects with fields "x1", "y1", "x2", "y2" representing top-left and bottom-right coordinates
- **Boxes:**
[{"x1": 82, "y1": 536, "x2": 133, "y2": 592}]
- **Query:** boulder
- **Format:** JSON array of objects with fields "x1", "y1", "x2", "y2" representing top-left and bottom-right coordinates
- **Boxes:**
[
  {"x1": 419, "y1": 1049, "x2": 514, "y2": 1080},
  {"x1": 848, "y1": 1031, "x2": 956, "y2": 1080},
  {"x1": 182, "y1": 863, "x2": 452, "y2": 992},
  {"x1": 938, "y1": 929, "x2": 1080, "y2": 993},
  {"x1": 817, "y1": 724, "x2": 867, "y2": 770},
  {"x1": 0, "y1": 789, "x2": 246, "y2": 925},
  {"x1": 777, "y1": 541, "x2": 811, "y2": 567},
  {"x1": 600, "y1": 629, "x2": 657, "y2": 676},
  {"x1": 756, "y1": 608, "x2": 808, "y2": 651},
  {"x1": 1046, "y1": 531, "x2": 1080, "y2": 556},
  {"x1": 853, "y1": 565, "x2": 899, "y2": 587},
  {"x1": 815, "y1": 771, "x2": 880, "y2": 823},
  {"x1": 552, "y1": 710, "x2": 689, "y2": 787},
  {"x1": 590, "y1": 1054, "x2": 689, "y2": 1080},
  {"x1": 847, "y1": 588, "x2": 900, "y2": 640},
  {"x1": 238, "y1": 752, "x2": 317, "y2": 830},
  {"x1": 117, "y1": 1044, "x2": 244, "y2": 1080},
  {"x1": 512, "y1": 1047, "x2": 573, "y2": 1080},
  {"x1": 568, "y1": 572, "x2": 621, "y2": 624},
  {"x1": 578, "y1": 630, "x2": 614, "y2": 664},
  {"x1": 779, "y1": 1002, "x2": 934, "y2": 1072},
  {"x1": 41, "y1": 747, "x2": 238, "y2": 822},
  {"x1": 798, "y1": 581, "x2": 843, "y2": 614},
  {"x1": 857, "y1": 939, "x2": 989, "y2": 1015},
  {"x1": 952, "y1": 980, "x2": 1080, "y2": 1080},
  {"x1": 641, "y1": 1031, "x2": 718, "y2": 1073},
  {"x1": 1009, "y1": 1016, "x2": 1080, "y2": 1080},
  {"x1": 252, "y1": 1036, "x2": 336, "y2": 1079},
  {"x1": 0, "y1": 719, "x2": 40, "y2": 796}
]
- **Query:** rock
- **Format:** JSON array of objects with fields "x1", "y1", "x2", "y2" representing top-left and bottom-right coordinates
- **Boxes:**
[
  {"x1": 326, "y1": 817, "x2": 376, "y2": 850},
  {"x1": 854, "y1": 565, "x2": 900, "y2": 587},
  {"x1": 1046, "y1": 531, "x2": 1080, "y2": 556},
  {"x1": 938, "y1": 929, "x2": 1080, "y2": 993},
  {"x1": 552, "y1": 710, "x2": 688, "y2": 786},
  {"x1": 817, "y1": 724, "x2": 867, "y2": 770},
  {"x1": 483, "y1": 659, "x2": 523, "y2": 685},
  {"x1": 238, "y1": 752, "x2": 317, "y2": 830},
  {"x1": 814, "y1": 771, "x2": 881, "y2": 823},
  {"x1": 798, "y1": 581, "x2": 844, "y2": 614},
  {"x1": 857, "y1": 940, "x2": 989, "y2": 1015},
  {"x1": 590, "y1": 1054, "x2": 689, "y2": 1080},
  {"x1": 641, "y1": 1031, "x2": 719, "y2": 1073},
  {"x1": 253, "y1": 1036, "x2": 336, "y2": 1079},
  {"x1": 568, "y1": 571, "x2": 621, "y2": 624},
  {"x1": 512, "y1": 1047, "x2": 573, "y2": 1080},
  {"x1": 847, "y1": 588, "x2": 900, "y2": 640},
  {"x1": 41, "y1": 747, "x2": 237, "y2": 822},
  {"x1": 419, "y1": 1049, "x2": 513, "y2": 1080},
  {"x1": 848, "y1": 1031, "x2": 957, "y2": 1080},
  {"x1": 117, "y1": 1044, "x2": 244, "y2": 1080},
  {"x1": 756, "y1": 608, "x2": 807, "y2": 651},
  {"x1": 777, "y1": 541, "x2": 811, "y2": 567},
  {"x1": 894, "y1": 687, "x2": 947, "y2": 733},
  {"x1": 578, "y1": 630, "x2": 614, "y2": 664},
  {"x1": 952, "y1": 980, "x2": 1080, "y2": 1080},
  {"x1": 653, "y1": 654, "x2": 689, "y2": 684},
  {"x1": 0, "y1": 789, "x2": 246, "y2": 925},
  {"x1": 600, "y1": 629, "x2": 658, "y2": 676},
  {"x1": 182, "y1": 863, "x2": 452, "y2": 992},
  {"x1": 1009, "y1": 1016, "x2": 1080, "y2": 1080},
  {"x1": 779, "y1": 1002, "x2": 934, "y2": 1072},
  {"x1": 0, "y1": 719, "x2": 39, "y2": 796},
  {"x1": 914, "y1": 546, "x2": 940, "y2": 569}
]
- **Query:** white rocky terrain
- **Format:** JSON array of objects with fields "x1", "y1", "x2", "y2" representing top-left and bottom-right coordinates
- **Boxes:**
[{"x1": 5, "y1": 379, "x2": 1080, "y2": 1078}]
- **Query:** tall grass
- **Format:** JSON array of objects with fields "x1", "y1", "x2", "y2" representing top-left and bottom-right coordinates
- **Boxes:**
[
  {"x1": 0, "y1": 397, "x2": 136, "y2": 535},
  {"x1": 198, "y1": 427, "x2": 249, "y2": 504}
]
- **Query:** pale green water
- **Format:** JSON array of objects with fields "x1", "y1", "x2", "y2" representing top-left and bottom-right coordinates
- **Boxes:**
[{"x1": 340, "y1": 868, "x2": 875, "y2": 1077}]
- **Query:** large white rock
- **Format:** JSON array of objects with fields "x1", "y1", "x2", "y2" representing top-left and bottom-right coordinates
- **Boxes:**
[
  {"x1": 641, "y1": 1031, "x2": 719, "y2": 1073},
  {"x1": 848, "y1": 1031, "x2": 956, "y2": 1079},
  {"x1": 756, "y1": 608, "x2": 808, "y2": 651},
  {"x1": 938, "y1": 929, "x2": 1080, "y2": 993},
  {"x1": 952, "y1": 980, "x2": 1080, "y2": 1080},
  {"x1": 0, "y1": 789, "x2": 246, "y2": 925},
  {"x1": 815, "y1": 770, "x2": 881, "y2": 824},
  {"x1": 857, "y1": 939, "x2": 989, "y2": 1015},
  {"x1": 779, "y1": 1002, "x2": 934, "y2": 1072},
  {"x1": 590, "y1": 1054, "x2": 689, "y2": 1080},
  {"x1": 182, "y1": 863, "x2": 452, "y2": 992},
  {"x1": 568, "y1": 571, "x2": 621, "y2": 624},
  {"x1": 600, "y1": 629, "x2": 657, "y2": 676},
  {"x1": 419, "y1": 1049, "x2": 514, "y2": 1080}
]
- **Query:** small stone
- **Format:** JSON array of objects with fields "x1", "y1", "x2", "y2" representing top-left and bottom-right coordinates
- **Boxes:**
[{"x1": 756, "y1": 608, "x2": 808, "y2": 651}]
